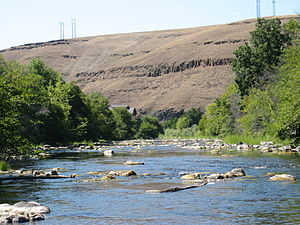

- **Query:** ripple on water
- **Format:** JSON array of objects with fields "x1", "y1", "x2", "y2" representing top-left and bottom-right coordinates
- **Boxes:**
[{"x1": 1, "y1": 147, "x2": 299, "y2": 225}]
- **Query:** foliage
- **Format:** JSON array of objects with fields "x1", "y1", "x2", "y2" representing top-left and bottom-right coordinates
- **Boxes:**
[
  {"x1": 185, "y1": 108, "x2": 202, "y2": 126},
  {"x1": 112, "y1": 107, "x2": 137, "y2": 140},
  {"x1": 198, "y1": 85, "x2": 239, "y2": 137},
  {"x1": 162, "y1": 125, "x2": 200, "y2": 139},
  {"x1": 136, "y1": 116, "x2": 164, "y2": 139},
  {"x1": 222, "y1": 134, "x2": 276, "y2": 145},
  {"x1": 232, "y1": 18, "x2": 290, "y2": 96},
  {"x1": 0, "y1": 57, "x2": 142, "y2": 157},
  {"x1": 163, "y1": 108, "x2": 201, "y2": 130},
  {"x1": 176, "y1": 116, "x2": 191, "y2": 130},
  {"x1": 267, "y1": 43, "x2": 300, "y2": 145},
  {"x1": 232, "y1": 19, "x2": 300, "y2": 145},
  {"x1": 0, "y1": 161, "x2": 10, "y2": 171},
  {"x1": 162, "y1": 117, "x2": 178, "y2": 129}
]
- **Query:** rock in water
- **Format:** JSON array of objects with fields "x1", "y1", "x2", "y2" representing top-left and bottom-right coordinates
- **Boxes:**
[
  {"x1": 180, "y1": 173, "x2": 201, "y2": 180},
  {"x1": 0, "y1": 201, "x2": 49, "y2": 224},
  {"x1": 269, "y1": 174, "x2": 296, "y2": 181},
  {"x1": 104, "y1": 150, "x2": 114, "y2": 156},
  {"x1": 204, "y1": 173, "x2": 224, "y2": 179},
  {"x1": 123, "y1": 160, "x2": 144, "y2": 165}
]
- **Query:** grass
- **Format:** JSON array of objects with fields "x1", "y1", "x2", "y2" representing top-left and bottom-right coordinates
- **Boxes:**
[
  {"x1": 222, "y1": 135, "x2": 268, "y2": 145},
  {"x1": 160, "y1": 127, "x2": 286, "y2": 146},
  {"x1": 0, "y1": 161, "x2": 11, "y2": 171}
]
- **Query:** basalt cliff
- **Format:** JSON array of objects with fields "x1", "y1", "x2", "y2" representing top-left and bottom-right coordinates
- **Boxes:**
[{"x1": 1, "y1": 16, "x2": 296, "y2": 119}]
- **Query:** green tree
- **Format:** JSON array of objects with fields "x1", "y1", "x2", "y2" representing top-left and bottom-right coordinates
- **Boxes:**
[
  {"x1": 112, "y1": 107, "x2": 136, "y2": 140},
  {"x1": 136, "y1": 116, "x2": 164, "y2": 139},
  {"x1": 232, "y1": 18, "x2": 290, "y2": 96},
  {"x1": 176, "y1": 116, "x2": 191, "y2": 130},
  {"x1": 87, "y1": 93, "x2": 115, "y2": 140},
  {"x1": 185, "y1": 108, "x2": 202, "y2": 126},
  {"x1": 198, "y1": 85, "x2": 238, "y2": 136}
]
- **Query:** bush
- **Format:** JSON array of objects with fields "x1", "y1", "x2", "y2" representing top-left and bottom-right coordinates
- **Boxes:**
[
  {"x1": 0, "y1": 161, "x2": 10, "y2": 171},
  {"x1": 136, "y1": 117, "x2": 164, "y2": 139}
]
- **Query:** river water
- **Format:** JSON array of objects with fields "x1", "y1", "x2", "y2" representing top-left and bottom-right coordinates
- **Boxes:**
[{"x1": 1, "y1": 144, "x2": 300, "y2": 225}]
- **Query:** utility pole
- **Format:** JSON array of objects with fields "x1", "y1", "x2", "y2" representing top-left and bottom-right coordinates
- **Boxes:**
[
  {"x1": 256, "y1": 0, "x2": 261, "y2": 18},
  {"x1": 60, "y1": 22, "x2": 63, "y2": 39},
  {"x1": 71, "y1": 18, "x2": 76, "y2": 38},
  {"x1": 273, "y1": 0, "x2": 276, "y2": 16}
]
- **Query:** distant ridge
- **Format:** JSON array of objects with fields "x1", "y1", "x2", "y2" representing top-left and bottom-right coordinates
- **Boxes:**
[{"x1": 1, "y1": 15, "x2": 298, "y2": 119}]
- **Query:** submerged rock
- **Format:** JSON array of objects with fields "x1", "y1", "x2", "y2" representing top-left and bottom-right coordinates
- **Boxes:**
[
  {"x1": 269, "y1": 174, "x2": 296, "y2": 181},
  {"x1": 123, "y1": 160, "x2": 144, "y2": 165},
  {"x1": 100, "y1": 175, "x2": 116, "y2": 180},
  {"x1": 204, "y1": 173, "x2": 224, "y2": 179},
  {"x1": 180, "y1": 173, "x2": 201, "y2": 180},
  {"x1": 108, "y1": 170, "x2": 137, "y2": 177}
]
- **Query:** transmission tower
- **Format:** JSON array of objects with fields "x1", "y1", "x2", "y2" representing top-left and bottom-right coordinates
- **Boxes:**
[
  {"x1": 256, "y1": 0, "x2": 261, "y2": 18},
  {"x1": 60, "y1": 22, "x2": 65, "y2": 40},
  {"x1": 71, "y1": 18, "x2": 76, "y2": 38},
  {"x1": 273, "y1": 0, "x2": 276, "y2": 16}
]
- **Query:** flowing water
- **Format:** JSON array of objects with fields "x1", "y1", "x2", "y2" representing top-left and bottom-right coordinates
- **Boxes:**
[{"x1": 1, "y1": 144, "x2": 300, "y2": 225}]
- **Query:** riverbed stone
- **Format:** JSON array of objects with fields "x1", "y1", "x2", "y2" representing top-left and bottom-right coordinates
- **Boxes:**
[
  {"x1": 0, "y1": 202, "x2": 49, "y2": 224},
  {"x1": 180, "y1": 173, "x2": 201, "y2": 180},
  {"x1": 100, "y1": 175, "x2": 116, "y2": 180},
  {"x1": 104, "y1": 150, "x2": 114, "y2": 156},
  {"x1": 108, "y1": 170, "x2": 137, "y2": 176},
  {"x1": 123, "y1": 160, "x2": 144, "y2": 165},
  {"x1": 230, "y1": 168, "x2": 246, "y2": 177},
  {"x1": 204, "y1": 173, "x2": 224, "y2": 179},
  {"x1": 269, "y1": 174, "x2": 296, "y2": 181}
]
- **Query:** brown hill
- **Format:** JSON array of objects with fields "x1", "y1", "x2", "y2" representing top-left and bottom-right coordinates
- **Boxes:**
[{"x1": 1, "y1": 16, "x2": 297, "y2": 119}]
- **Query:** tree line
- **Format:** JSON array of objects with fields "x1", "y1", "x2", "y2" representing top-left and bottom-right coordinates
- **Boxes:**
[
  {"x1": 198, "y1": 18, "x2": 300, "y2": 145},
  {"x1": 0, "y1": 58, "x2": 163, "y2": 157}
]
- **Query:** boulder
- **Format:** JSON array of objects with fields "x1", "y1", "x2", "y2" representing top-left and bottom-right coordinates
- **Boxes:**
[
  {"x1": 269, "y1": 174, "x2": 296, "y2": 181},
  {"x1": 108, "y1": 170, "x2": 137, "y2": 177},
  {"x1": 204, "y1": 173, "x2": 224, "y2": 179},
  {"x1": 100, "y1": 175, "x2": 116, "y2": 180},
  {"x1": 11, "y1": 201, "x2": 50, "y2": 214},
  {"x1": 103, "y1": 150, "x2": 114, "y2": 156},
  {"x1": 123, "y1": 170, "x2": 137, "y2": 176},
  {"x1": 230, "y1": 168, "x2": 246, "y2": 177},
  {"x1": 0, "y1": 202, "x2": 49, "y2": 224},
  {"x1": 180, "y1": 173, "x2": 201, "y2": 180}
]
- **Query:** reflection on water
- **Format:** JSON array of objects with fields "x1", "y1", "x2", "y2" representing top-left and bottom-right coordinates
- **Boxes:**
[{"x1": 0, "y1": 145, "x2": 299, "y2": 225}]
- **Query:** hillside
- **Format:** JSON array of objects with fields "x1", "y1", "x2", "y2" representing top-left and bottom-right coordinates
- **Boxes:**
[{"x1": 1, "y1": 16, "x2": 296, "y2": 119}]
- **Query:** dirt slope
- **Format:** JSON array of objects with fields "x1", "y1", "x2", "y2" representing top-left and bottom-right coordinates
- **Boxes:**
[{"x1": 1, "y1": 16, "x2": 296, "y2": 119}]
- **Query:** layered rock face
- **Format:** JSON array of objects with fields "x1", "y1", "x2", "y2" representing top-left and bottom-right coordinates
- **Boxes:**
[{"x1": 1, "y1": 16, "x2": 295, "y2": 119}]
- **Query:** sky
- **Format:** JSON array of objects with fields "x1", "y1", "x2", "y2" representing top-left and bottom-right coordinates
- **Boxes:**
[{"x1": 0, "y1": 0, "x2": 299, "y2": 50}]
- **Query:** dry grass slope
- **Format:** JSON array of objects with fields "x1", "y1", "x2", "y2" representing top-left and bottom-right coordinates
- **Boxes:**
[{"x1": 1, "y1": 15, "x2": 297, "y2": 119}]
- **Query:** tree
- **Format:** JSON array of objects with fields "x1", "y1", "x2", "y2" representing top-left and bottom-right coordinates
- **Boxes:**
[
  {"x1": 185, "y1": 108, "x2": 202, "y2": 126},
  {"x1": 176, "y1": 116, "x2": 191, "y2": 130},
  {"x1": 232, "y1": 18, "x2": 290, "y2": 96},
  {"x1": 198, "y1": 85, "x2": 237, "y2": 136},
  {"x1": 136, "y1": 117, "x2": 164, "y2": 139},
  {"x1": 112, "y1": 107, "x2": 136, "y2": 140},
  {"x1": 87, "y1": 93, "x2": 115, "y2": 141}
]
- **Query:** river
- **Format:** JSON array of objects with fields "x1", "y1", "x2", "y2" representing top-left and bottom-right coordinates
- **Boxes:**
[{"x1": 1, "y1": 144, "x2": 299, "y2": 225}]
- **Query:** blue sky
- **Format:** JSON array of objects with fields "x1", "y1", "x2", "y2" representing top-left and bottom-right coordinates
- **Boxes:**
[{"x1": 0, "y1": 0, "x2": 299, "y2": 50}]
